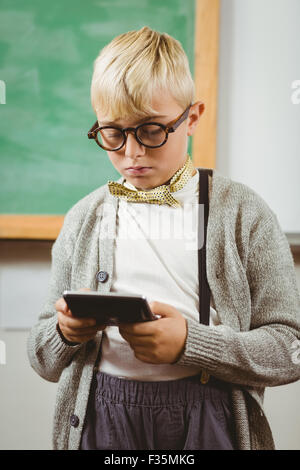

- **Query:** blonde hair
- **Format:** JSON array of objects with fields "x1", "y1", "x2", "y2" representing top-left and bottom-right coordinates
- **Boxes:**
[{"x1": 91, "y1": 26, "x2": 195, "y2": 120}]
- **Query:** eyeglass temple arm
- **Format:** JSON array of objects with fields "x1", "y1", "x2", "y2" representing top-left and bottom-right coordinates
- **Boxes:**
[
  {"x1": 167, "y1": 105, "x2": 191, "y2": 133},
  {"x1": 88, "y1": 121, "x2": 99, "y2": 139},
  {"x1": 167, "y1": 103, "x2": 204, "y2": 133}
]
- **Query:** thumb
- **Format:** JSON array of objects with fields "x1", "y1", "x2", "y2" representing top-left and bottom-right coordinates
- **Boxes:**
[
  {"x1": 148, "y1": 301, "x2": 181, "y2": 319},
  {"x1": 64, "y1": 288, "x2": 91, "y2": 316}
]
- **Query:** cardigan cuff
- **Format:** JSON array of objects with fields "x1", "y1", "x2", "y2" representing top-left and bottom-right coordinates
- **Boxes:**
[
  {"x1": 175, "y1": 317, "x2": 225, "y2": 371},
  {"x1": 45, "y1": 315, "x2": 83, "y2": 358},
  {"x1": 56, "y1": 322, "x2": 81, "y2": 347}
]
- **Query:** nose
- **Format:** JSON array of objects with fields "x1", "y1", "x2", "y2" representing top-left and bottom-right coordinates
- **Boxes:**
[{"x1": 124, "y1": 131, "x2": 145, "y2": 158}]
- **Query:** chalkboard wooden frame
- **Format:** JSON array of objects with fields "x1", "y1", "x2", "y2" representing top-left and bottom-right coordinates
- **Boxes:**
[
  {"x1": 192, "y1": 0, "x2": 220, "y2": 170},
  {"x1": 0, "y1": 215, "x2": 64, "y2": 240},
  {"x1": 0, "y1": 0, "x2": 220, "y2": 241}
]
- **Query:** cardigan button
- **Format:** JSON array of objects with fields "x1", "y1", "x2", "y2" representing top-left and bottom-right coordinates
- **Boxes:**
[
  {"x1": 96, "y1": 270, "x2": 109, "y2": 283},
  {"x1": 70, "y1": 414, "x2": 79, "y2": 428}
]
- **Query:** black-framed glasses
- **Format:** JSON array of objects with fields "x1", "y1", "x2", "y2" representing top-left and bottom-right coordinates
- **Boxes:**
[{"x1": 87, "y1": 104, "x2": 192, "y2": 151}]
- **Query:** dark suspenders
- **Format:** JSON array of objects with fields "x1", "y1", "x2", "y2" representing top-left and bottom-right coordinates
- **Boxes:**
[
  {"x1": 197, "y1": 168, "x2": 213, "y2": 325},
  {"x1": 197, "y1": 168, "x2": 212, "y2": 384}
]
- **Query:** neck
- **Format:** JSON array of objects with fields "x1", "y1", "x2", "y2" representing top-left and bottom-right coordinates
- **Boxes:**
[
  {"x1": 123, "y1": 156, "x2": 196, "y2": 190},
  {"x1": 164, "y1": 167, "x2": 196, "y2": 186}
]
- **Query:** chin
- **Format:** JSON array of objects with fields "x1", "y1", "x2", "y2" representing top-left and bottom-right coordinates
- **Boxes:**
[{"x1": 129, "y1": 177, "x2": 157, "y2": 190}]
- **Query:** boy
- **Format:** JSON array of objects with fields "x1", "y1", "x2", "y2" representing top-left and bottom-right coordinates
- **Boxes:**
[{"x1": 27, "y1": 26, "x2": 300, "y2": 450}]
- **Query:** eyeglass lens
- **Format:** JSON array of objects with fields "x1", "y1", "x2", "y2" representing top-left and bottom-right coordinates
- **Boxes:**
[{"x1": 97, "y1": 124, "x2": 167, "y2": 150}]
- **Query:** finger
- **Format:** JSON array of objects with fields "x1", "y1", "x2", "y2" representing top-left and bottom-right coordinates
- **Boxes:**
[
  {"x1": 119, "y1": 330, "x2": 154, "y2": 347},
  {"x1": 118, "y1": 322, "x2": 155, "y2": 337},
  {"x1": 60, "y1": 324, "x2": 100, "y2": 339},
  {"x1": 55, "y1": 288, "x2": 92, "y2": 317},
  {"x1": 65, "y1": 334, "x2": 95, "y2": 344},
  {"x1": 55, "y1": 297, "x2": 70, "y2": 315},
  {"x1": 67, "y1": 326, "x2": 100, "y2": 337},
  {"x1": 148, "y1": 301, "x2": 179, "y2": 318},
  {"x1": 57, "y1": 311, "x2": 96, "y2": 329},
  {"x1": 133, "y1": 347, "x2": 158, "y2": 364}
]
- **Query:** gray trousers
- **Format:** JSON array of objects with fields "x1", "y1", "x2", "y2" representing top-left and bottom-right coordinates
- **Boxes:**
[{"x1": 80, "y1": 371, "x2": 236, "y2": 450}]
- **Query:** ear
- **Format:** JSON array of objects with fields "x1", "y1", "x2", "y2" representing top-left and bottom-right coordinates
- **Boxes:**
[{"x1": 187, "y1": 101, "x2": 205, "y2": 136}]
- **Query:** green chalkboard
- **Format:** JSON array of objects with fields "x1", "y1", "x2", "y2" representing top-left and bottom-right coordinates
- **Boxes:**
[{"x1": 0, "y1": 0, "x2": 195, "y2": 214}]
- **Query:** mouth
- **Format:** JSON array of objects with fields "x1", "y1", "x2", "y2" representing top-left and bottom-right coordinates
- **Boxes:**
[{"x1": 125, "y1": 167, "x2": 152, "y2": 175}]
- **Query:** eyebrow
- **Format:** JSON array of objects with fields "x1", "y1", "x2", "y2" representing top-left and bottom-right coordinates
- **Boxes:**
[{"x1": 99, "y1": 115, "x2": 168, "y2": 126}]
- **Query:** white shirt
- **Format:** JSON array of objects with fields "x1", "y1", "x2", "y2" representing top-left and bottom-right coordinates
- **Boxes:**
[{"x1": 98, "y1": 171, "x2": 220, "y2": 380}]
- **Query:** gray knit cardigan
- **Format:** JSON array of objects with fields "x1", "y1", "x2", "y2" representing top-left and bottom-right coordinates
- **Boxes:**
[{"x1": 27, "y1": 168, "x2": 300, "y2": 450}]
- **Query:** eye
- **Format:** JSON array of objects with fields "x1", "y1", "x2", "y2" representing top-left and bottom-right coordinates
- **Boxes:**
[
  {"x1": 137, "y1": 124, "x2": 166, "y2": 146},
  {"x1": 100, "y1": 128, "x2": 122, "y2": 138},
  {"x1": 107, "y1": 132, "x2": 120, "y2": 138},
  {"x1": 143, "y1": 127, "x2": 160, "y2": 135},
  {"x1": 139, "y1": 124, "x2": 163, "y2": 135}
]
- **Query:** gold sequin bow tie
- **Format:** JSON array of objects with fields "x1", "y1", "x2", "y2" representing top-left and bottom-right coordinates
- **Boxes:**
[{"x1": 108, "y1": 156, "x2": 195, "y2": 208}]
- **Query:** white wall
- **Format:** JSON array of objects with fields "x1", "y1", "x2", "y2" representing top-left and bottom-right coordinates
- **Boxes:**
[
  {"x1": 215, "y1": 0, "x2": 300, "y2": 447},
  {"x1": 216, "y1": 0, "x2": 300, "y2": 233},
  {"x1": 0, "y1": 242, "x2": 56, "y2": 450},
  {"x1": 0, "y1": 329, "x2": 57, "y2": 450}
]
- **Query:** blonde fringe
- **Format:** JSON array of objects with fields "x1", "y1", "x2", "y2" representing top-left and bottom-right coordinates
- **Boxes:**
[{"x1": 91, "y1": 26, "x2": 194, "y2": 121}]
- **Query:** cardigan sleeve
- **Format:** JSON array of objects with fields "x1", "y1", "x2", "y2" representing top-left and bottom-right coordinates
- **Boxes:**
[
  {"x1": 27, "y1": 208, "x2": 84, "y2": 383},
  {"x1": 176, "y1": 213, "x2": 300, "y2": 388}
]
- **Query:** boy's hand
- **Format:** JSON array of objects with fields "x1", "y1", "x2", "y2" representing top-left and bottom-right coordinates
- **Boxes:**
[
  {"x1": 118, "y1": 301, "x2": 187, "y2": 364},
  {"x1": 55, "y1": 288, "x2": 106, "y2": 344}
]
